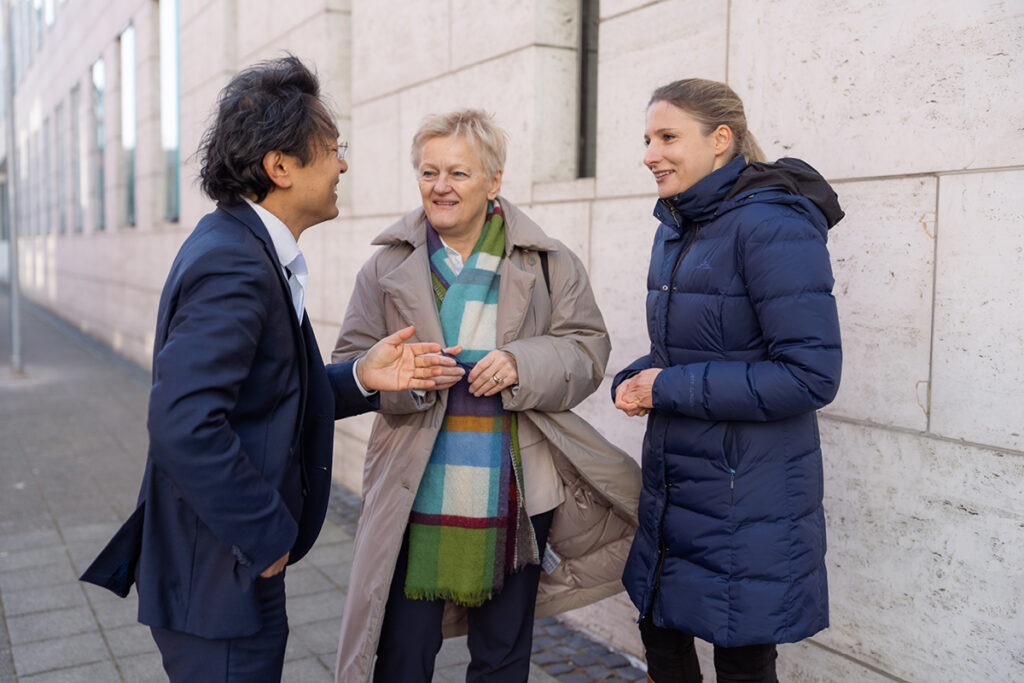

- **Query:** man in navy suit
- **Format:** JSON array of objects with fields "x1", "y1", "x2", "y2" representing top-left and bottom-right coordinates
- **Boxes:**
[{"x1": 80, "y1": 56, "x2": 460, "y2": 682}]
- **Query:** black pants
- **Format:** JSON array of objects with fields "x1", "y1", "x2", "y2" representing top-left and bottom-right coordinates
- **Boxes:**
[
  {"x1": 151, "y1": 572, "x2": 288, "y2": 683},
  {"x1": 640, "y1": 618, "x2": 778, "y2": 683},
  {"x1": 373, "y1": 510, "x2": 554, "y2": 683}
]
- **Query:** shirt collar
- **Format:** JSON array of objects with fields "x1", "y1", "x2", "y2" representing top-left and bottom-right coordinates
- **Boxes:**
[
  {"x1": 438, "y1": 235, "x2": 465, "y2": 275},
  {"x1": 243, "y1": 197, "x2": 303, "y2": 274}
]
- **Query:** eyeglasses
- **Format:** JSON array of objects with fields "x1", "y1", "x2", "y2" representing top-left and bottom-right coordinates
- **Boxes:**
[{"x1": 328, "y1": 141, "x2": 349, "y2": 162}]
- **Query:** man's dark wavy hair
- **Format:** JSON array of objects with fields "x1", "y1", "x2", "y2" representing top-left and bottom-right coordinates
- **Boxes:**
[{"x1": 198, "y1": 55, "x2": 337, "y2": 205}]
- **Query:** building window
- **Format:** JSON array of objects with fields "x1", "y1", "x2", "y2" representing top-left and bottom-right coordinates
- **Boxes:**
[
  {"x1": 120, "y1": 24, "x2": 136, "y2": 226},
  {"x1": 159, "y1": 0, "x2": 180, "y2": 221},
  {"x1": 33, "y1": 130, "x2": 42, "y2": 235},
  {"x1": 577, "y1": 0, "x2": 598, "y2": 178},
  {"x1": 17, "y1": 0, "x2": 31, "y2": 80},
  {"x1": 71, "y1": 84, "x2": 84, "y2": 232},
  {"x1": 56, "y1": 101, "x2": 66, "y2": 233},
  {"x1": 43, "y1": 116, "x2": 52, "y2": 233},
  {"x1": 34, "y1": 128, "x2": 42, "y2": 234},
  {"x1": 92, "y1": 57, "x2": 106, "y2": 230},
  {"x1": 33, "y1": 0, "x2": 42, "y2": 47},
  {"x1": 0, "y1": 181, "x2": 8, "y2": 241},
  {"x1": 26, "y1": 133, "x2": 34, "y2": 235}
]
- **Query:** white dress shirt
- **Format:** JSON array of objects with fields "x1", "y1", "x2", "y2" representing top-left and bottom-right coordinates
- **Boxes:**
[
  {"x1": 438, "y1": 236, "x2": 466, "y2": 276},
  {"x1": 244, "y1": 198, "x2": 306, "y2": 323},
  {"x1": 243, "y1": 198, "x2": 373, "y2": 396}
]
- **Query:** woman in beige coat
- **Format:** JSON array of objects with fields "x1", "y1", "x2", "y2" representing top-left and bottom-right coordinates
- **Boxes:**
[{"x1": 332, "y1": 110, "x2": 640, "y2": 683}]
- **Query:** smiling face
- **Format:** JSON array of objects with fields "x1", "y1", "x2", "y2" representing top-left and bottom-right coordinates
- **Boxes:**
[
  {"x1": 643, "y1": 100, "x2": 732, "y2": 198},
  {"x1": 417, "y1": 135, "x2": 502, "y2": 244},
  {"x1": 288, "y1": 139, "x2": 347, "y2": 231}
]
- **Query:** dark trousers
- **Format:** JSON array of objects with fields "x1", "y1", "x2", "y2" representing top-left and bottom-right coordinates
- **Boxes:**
[
  {"x1": 150, "y1": 572, "x2": 288, "y2": 683},
  {"x1": 640, "y1": 618, "x2": 778, "y2": 683},
  {"x1": 373, "y1": 510, "x2": 555, "y2": 683}
]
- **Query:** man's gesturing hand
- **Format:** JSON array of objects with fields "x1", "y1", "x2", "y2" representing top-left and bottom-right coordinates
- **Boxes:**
[{"x1": 357, "y1": 326, "x2": 463, "y2": 391}]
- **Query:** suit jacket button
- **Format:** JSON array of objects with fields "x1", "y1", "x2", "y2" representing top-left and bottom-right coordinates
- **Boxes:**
[{"x1": 231, "y1": 545, "x2": 253, "y2": 567}]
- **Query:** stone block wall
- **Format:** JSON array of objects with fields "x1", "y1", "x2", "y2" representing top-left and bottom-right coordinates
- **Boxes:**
[{"x1": 10, "y1": 1, "x2": 1023, "y2": 680}]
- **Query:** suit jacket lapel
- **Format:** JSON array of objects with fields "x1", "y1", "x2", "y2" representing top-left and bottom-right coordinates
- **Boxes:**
[{"x1": 219, "y1": 202, "x2": 310, "y2": 433}]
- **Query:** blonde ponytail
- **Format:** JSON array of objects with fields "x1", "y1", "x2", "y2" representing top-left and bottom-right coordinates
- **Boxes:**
[{"x1": 649, "y1": 79, "x2": 766, "y2": 163}]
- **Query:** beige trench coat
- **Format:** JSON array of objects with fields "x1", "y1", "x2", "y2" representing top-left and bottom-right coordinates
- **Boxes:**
[{"x1": 332, "y1": 198, "x2": 641, "y2": 682}]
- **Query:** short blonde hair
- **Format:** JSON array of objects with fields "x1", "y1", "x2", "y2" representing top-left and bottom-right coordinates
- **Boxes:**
[{"x1": 410, "y1": 109, "x2": 508, "y2": 178}]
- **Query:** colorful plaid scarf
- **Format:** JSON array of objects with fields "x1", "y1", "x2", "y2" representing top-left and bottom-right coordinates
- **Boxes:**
[{"x1": 404, "y1": 201, "x2": 538, "y2": 607}]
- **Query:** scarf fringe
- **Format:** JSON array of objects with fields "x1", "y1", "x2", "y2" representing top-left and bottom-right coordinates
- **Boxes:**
[
  {"x1": 403, "y1": 552, "x2": 542, "y2": 608},
  {"x1": 403, "y1": 587, "x2": 493, "y2": 609}
]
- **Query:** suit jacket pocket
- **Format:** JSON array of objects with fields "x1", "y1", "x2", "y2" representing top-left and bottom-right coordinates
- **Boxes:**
[{"x1": 80, "y1": 503, "x2": 145, "y2": 598}]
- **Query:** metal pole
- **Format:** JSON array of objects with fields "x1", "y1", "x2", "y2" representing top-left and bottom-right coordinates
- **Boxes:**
[{"x1": 5, "y1": 0, "x2": 23, "y2": 375}]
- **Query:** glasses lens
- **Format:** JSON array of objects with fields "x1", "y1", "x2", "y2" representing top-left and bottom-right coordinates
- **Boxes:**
[{"x1": 338, "y1": 142, "x2": 349, "y2": 161}]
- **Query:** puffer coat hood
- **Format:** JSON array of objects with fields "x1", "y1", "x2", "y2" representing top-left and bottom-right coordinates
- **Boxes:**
[
  {"x1": 615, "y1": 155, "x2": 843, "y2": 647},
  {"x1": 726, "y1": 156, "x2": 845, "y2": 228}
]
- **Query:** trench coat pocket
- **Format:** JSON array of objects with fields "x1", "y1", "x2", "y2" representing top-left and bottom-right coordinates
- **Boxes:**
[{"x1": 80, "y1": 503, "x2": 145, "y2": 598}]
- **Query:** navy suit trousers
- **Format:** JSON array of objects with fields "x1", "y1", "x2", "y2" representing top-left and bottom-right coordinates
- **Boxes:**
[{"x1": 151, "y1": 572, "x2": 288, "y2": 683}]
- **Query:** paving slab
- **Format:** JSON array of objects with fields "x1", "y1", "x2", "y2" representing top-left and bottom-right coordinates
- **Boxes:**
[
  {"x1": 19, "y1": 660, "x2": 122, "y2": 683},
  {"x1": 103, "y1": 623, "x2": 159, "y2": 659},
  {"x1": 0, "y1": 647, "x2": 15, "y2": 682},
  {"x1": 11, "y1": 632, "x2": 109, "y2": 677},
  {"x1": 5, "y1": 606, "x2": 98, "y2": 646},
  {"x1": 282, "y1": 656, "x2": 333, "y2": 682},
  {"x1": 114, "y1": 653, "x2": 167, "y2": 683},
  {"x1": 1, "y1": 583, "x2": 88, "y2": 618},
  {"x1": 291, "y1": 617, "x2": 344, "y2": 656}
]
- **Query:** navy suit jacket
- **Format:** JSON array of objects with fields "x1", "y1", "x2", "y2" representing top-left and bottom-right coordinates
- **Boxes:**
[{"x1": 81, "y1": 202, "x2": 377, "y2": 639}]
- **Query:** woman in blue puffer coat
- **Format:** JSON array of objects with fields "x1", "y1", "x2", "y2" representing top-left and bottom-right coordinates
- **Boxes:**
[{"x1": 613, "y1": 78, "x2": 844, "y2": 683}]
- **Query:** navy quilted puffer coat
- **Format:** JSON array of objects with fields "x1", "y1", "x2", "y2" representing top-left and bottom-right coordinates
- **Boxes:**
[{"x1": 613, "y1": 155, "x2": 843, "y2": 647}]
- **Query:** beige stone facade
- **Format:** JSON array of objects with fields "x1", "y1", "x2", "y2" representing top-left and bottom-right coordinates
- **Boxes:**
[{"x1": 4, "y1": 1, "x2": 1023, "y2": 680}]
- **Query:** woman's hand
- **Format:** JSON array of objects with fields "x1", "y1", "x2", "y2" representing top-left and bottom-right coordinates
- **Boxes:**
[
  {"x1": 467, "y1": 350, "x2": 518, "y2": 397},
  {"x1": 614, "y1": 368, "x2": 661, "y2": 416}
]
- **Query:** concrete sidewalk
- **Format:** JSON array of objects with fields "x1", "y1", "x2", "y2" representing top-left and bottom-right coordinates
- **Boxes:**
[{"x1": 0, "y1": 289, "x2": 643, "y2": 682}]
